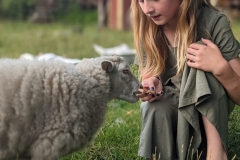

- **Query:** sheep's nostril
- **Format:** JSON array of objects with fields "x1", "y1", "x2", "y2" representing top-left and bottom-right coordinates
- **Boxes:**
[{"x1": 139, "y1": 84, "x2": 143, "y2": 89}]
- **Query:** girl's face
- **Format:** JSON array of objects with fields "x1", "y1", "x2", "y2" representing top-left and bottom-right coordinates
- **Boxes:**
[{"x1": 139, "y1": 0, "x2": 181, "y2": 27}]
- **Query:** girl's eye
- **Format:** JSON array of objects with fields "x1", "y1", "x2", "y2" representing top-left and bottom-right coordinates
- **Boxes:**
[
  {"x1": 123, "y1": 69, "x2": 129, "y2": 74},
  {"x1": 138, "y1": 0, "x2": 144, "y2": 3}
]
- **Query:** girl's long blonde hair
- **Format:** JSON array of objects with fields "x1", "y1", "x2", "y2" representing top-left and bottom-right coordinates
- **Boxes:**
[{"x1": 131, "y1": 0, "x2": 216, "y2": 79}]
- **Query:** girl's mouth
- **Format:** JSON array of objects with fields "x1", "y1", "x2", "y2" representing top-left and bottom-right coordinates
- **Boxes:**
[{"x1": 151, "y1": 15, "x2": 161, "y2": 20}]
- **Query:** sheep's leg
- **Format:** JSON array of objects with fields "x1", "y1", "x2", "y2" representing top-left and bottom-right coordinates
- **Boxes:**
[{"x1": 30, "y1": 131, "x2": 74, "y2": 160}]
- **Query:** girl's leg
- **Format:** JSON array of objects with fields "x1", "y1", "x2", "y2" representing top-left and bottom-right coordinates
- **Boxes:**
[
  {"x1": 138, "y1": 86, "x2": 179, "y2": 160},
  {"x1": 202, "y1": 115, "x2": 227, "y2": 160},
  {"x1": 138, "y1": 100, "x2": 178, "y2": 160}
]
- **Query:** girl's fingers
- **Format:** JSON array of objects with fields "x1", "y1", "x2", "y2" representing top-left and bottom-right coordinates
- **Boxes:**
[
  {"x1": 187, "y1": 60, "x2": 197, "y2": 68},
  {"x1": 136, "y1": 93, "x2": 148, "y2": 98},
  {"x1": 142, "y1": 81, "x2": 155, "y2": 91},
  {"x1": 148, "y1": 92, "x2": 164, "y2": 102},
  {"x1": 189, "y1": 43, "x2": 203, "y2": 50},
  {"x1": 139, "y1": 92, "x2": 163, "y2": 102},
  {"x1": 186, "y1": 53, "x2": 197, "y2": 63},
  {"x1": 186, "y1": 47, "x2": 198, "y2": 55},
  {"x1": 201, "y1": 38, "x2": 216, "y2": 48},
  {"x1": 141, "y1": 95, "x2": 154, "y2": 102}
]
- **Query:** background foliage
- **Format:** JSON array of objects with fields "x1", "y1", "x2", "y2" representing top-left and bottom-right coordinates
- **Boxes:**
[
  {"x1": 0, "y1": 0, "x2": 37, "y2": 20},
  {"x1": 0, "y1": 0, "x2": 97, "y2": 23}
]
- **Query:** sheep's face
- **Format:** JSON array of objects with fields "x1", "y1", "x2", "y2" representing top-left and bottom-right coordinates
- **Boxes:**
[{"x1": 101, "y1": 57, "x2": 140, "y2": 103}]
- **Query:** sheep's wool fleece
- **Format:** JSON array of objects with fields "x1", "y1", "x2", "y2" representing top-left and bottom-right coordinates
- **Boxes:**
[{"x1": 0, "y1": 57, "x2": 138, "y2": 160}]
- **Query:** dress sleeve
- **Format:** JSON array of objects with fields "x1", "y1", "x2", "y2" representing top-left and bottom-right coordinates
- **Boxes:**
[{"x1": 211, "y1": 14, "x2": 240, "y2": 61}]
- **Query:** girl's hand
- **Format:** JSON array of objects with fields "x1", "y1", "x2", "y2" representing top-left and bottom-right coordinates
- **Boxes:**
[
  {"x1": 186, "y1": 38, "x2": 227, "y2": 75},
  {"x1": 137, "y1": 76, "x2": 163, "y2": 102}
]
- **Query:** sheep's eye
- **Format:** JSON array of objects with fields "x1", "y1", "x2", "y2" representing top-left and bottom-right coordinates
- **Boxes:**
[{"x1": 123, "y1": 69, "x2": 129, "y2": 74}]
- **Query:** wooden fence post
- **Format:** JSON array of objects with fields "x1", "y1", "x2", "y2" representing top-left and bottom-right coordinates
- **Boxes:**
[{"x1": 108, "y1": 0, "x2": 132, "y2": 31}]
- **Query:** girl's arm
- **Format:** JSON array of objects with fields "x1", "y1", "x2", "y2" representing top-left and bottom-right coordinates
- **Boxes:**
[
  {"x1": 186, "y1": 38, "x2": 240, "y2": 105},
  {"x1": 218, "y1": 57, "x2": 240, "y2": 105}
]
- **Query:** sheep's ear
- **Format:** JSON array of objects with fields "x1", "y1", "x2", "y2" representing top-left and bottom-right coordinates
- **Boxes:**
[{"x1": 101, "y1": 60, "x2": 113, "y2": 72}]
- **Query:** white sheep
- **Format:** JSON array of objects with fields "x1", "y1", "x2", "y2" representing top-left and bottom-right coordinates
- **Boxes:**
[{"x1": 0, "y1": 56, "x2": 140, "y2": 160}]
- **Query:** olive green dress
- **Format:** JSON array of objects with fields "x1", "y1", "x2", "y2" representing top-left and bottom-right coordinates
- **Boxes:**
[{"x1": 137, "y1": 5, "x2": 240, "y2": 160}]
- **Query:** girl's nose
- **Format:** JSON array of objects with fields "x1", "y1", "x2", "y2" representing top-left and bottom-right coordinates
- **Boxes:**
[{"x1": 142, "y1": 2, "x2": 154, "y2": 15}]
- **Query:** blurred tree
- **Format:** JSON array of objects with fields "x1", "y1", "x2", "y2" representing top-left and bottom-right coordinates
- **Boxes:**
[
  {"x1": 98, "y1": 0, "x2": 108, "y2": 30},
  {"x1": 0, "y1": 0, "x2": 37, "y2": 20},
  {"x1": 231, "y1": 0, "x2": 240, "y2": 9},
  {"x1": 29, "y1": 0, "x2": 57, "y2": 23},
  {"x1": 78, "y1": 0, "x2": 97, "y2": 10},
  {"x1": 230, "y1": 0, "x2": 240, "y2": 19},
  {"x1": 0, "y1": 0, "x2": 98, "y2": 23}
]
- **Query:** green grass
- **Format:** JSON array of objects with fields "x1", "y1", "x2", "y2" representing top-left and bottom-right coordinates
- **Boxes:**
[
  {"x1": 0, "y1": 21, "x2": 134, "y2": 59},
  {"x1": 61, "y1": 100, "x2": 144, "y2": 160},
  {"x1": 0, "y1": 20, "x2": 240, "y2": 159},
  {"x1": 228, "y1": 106, "x2": 240, "y2": 159}
]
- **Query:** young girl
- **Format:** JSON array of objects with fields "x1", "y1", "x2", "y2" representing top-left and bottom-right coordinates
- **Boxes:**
[{"x1": 131, "y1": 0, "x2": 240, "y2": 159}]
